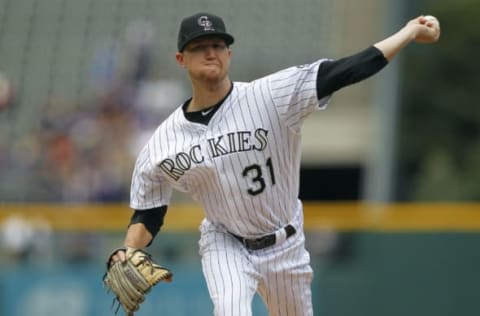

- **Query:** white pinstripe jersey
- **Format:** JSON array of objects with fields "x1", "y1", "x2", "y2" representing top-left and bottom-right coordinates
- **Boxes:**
[{"x1": 130, "y1": 59, "x2": 330, "y2": 237}]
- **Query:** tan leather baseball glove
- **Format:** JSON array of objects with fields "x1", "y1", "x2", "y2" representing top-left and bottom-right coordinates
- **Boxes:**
[{"x1": 103, "y1": 248, "x2": 173, "y2": 315}]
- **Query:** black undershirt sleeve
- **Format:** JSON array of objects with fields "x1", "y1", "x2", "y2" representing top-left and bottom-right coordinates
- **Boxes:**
[
  {"x1": 129, "y1": 205, "x2": 168, "y2": 246},
  {"x1": 316, "y1": 46, "x2": 389, "y2": 100}
]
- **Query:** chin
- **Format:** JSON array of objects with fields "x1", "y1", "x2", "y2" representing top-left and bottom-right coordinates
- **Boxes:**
[
  {"x1": 200, "y1": 71, "x2": 224, "y2": 83},
  {"x1": 190, "y1": 66, "x2": 227, "y2": 83}
]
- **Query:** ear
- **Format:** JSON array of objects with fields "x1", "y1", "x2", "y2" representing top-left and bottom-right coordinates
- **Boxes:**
[{"x1": 175, "y1": 52, "x2": 186, "y2": 68}]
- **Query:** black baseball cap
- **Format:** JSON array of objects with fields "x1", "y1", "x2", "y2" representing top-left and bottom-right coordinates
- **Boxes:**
[{"x1": 177, "y1": 12, "x2": 235, "y2": 52}]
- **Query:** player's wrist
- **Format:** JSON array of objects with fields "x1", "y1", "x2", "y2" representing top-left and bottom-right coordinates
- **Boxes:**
[
  {"x1": 399, "y1": 22, "x2": 419, "y2": 42},
  {"x1": 124, "y1": 246, "x2": 138, "y2": 258}
]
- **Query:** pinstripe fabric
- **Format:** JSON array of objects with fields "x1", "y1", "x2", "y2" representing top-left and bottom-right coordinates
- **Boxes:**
[
  {"x1": 130, "y1": 60, "x2": 329, "y2": 231},
  {"x1": 199, "y1": 216, "x2": 313, "y2": 316},
  {"x1": 130, "y1": 59, "x2": 330, "y2": 315}
]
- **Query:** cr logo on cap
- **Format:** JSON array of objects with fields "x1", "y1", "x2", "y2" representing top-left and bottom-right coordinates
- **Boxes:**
[{"x1": 198, "y1": 16, "x2": 214, "y2": 31}]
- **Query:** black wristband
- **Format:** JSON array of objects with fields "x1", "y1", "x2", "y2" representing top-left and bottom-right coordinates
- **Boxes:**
[{"x1": 129, "y1": 205, "x2": 168, "y2": 246}]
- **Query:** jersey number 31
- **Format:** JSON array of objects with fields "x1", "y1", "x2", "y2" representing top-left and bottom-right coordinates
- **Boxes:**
[{"x1": 242, "y1": 157, "x2": 276, "y2": 196}]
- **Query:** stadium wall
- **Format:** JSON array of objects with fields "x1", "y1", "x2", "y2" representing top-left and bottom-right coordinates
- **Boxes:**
[{"x1": 0, "y1": 203, "x2": 479, "y2": 316}]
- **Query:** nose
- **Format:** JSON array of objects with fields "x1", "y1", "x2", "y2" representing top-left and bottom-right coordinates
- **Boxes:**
[{"x1": 204, "y1": 46, "x2": 216, "y2": 58}]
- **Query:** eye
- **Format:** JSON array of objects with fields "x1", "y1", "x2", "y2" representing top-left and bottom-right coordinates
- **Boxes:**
[
  {"x1": 190, "y1": 45, "x2": 205, "y2": 52},
  {"x1": 213, "y1": 43, "x2": 227, "y2": 50},
  {"x1": 186, "y1": 42, "x2": 226, "y2": 53}
]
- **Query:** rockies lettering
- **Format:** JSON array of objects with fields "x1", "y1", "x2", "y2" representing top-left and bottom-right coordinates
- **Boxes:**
[{"x1": 159, "y1": 128, "x2": 269, "y2": 181}]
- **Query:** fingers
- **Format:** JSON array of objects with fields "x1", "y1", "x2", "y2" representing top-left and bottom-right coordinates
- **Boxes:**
[
  {"x1": 418, "y1": 16, "x2": 430, "y2": 25},
  {"x1": 421, "y1": 19, "x2": 435, "y2": 28},
  {"x1": 418, "y1": 15, "x2": 440, "y2": 29},
  {"x1": 412, "y1": 15, "x2": 439, "y2": 27},
  {"x1": 409, "y1": 15, "x2": 440, "y2": 44},
  {"x1": 108, "y1": 247, "x2": 141, "y2": 267},
  {"x1": 110, "y1": 250, "x2": 127, "y2": 266}
]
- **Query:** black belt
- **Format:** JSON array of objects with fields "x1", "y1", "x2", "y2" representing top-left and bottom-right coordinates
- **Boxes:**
[{"x1": 231, "y1": 225, "x2": 296, "y2": 250}]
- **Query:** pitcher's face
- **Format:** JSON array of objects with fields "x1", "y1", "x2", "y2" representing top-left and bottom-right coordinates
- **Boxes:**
[{"x1": 176, "y1": 36, "x2": 232, "y2": 83}]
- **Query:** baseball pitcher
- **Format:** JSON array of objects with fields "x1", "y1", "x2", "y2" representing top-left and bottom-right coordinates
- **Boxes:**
[{"x1": 103, "y1": 12, "x2": 440, "y2": 316}]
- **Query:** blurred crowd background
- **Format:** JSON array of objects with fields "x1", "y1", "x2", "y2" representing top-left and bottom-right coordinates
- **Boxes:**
[
  {"x1": 1, "y1": 0, "x2": 479, "y2": 203},
  {"x1": 0, "y1": 0, "x2": 343, "y2": 203},
  {"x1": 1, "y1": 0, "x2": 479, "y2": 204},
  {"x1": 0, "y1": 0, "x2": 479, "y2": 315}
]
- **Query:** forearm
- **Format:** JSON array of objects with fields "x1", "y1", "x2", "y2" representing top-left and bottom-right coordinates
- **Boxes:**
[
  {"x1": 373, "y1": 26, "x2": 417, "y2": 61},
  {"x1": 124, "y1": 223, "x2": 153, "y2": 248},
  {"x1": 316, "y1": 46, "x2": 388, "y2": 99}
]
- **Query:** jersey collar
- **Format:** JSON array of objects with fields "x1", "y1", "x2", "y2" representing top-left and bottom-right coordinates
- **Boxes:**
[{"x1": 182, "y1": 82, "x2": 234, "y2": 125}]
